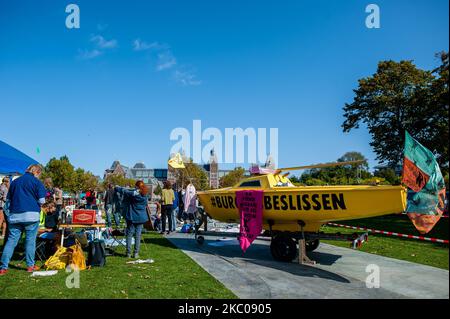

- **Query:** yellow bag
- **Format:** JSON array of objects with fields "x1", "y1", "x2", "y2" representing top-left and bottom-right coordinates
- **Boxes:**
[
  {"x1": 44, "y1": 241, "x2": 86, "y2": 271},
  {"x1": 69, "y1": 242, "x2": 86, "y2": 271},
  {"x1": 44, "y1": 246, "x2": 70, "y2": 270}
]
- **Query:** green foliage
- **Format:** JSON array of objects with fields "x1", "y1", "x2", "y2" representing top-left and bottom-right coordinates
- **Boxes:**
[
  {"x1": 322, "y1": 214, "x2": 449, "y2": 269},
  {"x1": 298, "y1": 152, "x2": 373, "y2": 185},
  {"x1": 103, "y1": 173, "x2": 136, "y2": 189},
  {"x1": 219, "y1": 167, "x2": 246, "y2": 188},
  {"x1": 374, "y1": 167, "x2": 401, "y2": 185},
  {"x1": 342, "y1": 53, "x2": 449, "y2": 175},
  {"x1": 289, "y1": 176, "x2": 301, "y2": 184},
  {"x1": 41, "y1": 156, "x2": 76, "y2": 192},
  {"x1": 74, "y1": 168, "x2": 98, "y2": 192},
  {"x1": 153, "y1": 184, "x2": 162, "y2": 196},
  {"x1": 41, "y1": 156, "x2": 98, "y2": 193},
  {"x1": 174, "y1": 160, "x2": 210, "y2": 191},
  {"x1": 300, "y1": 178, "x2": 328, "y2": 186},
  {"x1": 0, "y1": 233, "x2": 237, "y2": 298}
]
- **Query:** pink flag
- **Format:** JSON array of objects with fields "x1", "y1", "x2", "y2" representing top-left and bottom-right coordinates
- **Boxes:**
[{"x1": 236, "y1": 190, "x2": 264, "y2": 253}]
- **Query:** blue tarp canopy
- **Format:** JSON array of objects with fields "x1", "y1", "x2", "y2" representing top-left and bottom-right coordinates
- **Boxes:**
[{"x1": 0, "y1": 140, "x2": 39, "y2": 175}]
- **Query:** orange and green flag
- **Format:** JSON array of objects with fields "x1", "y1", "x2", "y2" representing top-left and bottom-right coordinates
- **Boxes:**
[{"x1": 402, "y1": 131, "x2": 446, "y2": 234}]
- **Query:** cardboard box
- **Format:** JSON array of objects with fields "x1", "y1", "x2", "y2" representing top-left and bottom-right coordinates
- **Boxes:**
[{"x1": 72, "y1": 209, "x2": 96, "y2": 224}]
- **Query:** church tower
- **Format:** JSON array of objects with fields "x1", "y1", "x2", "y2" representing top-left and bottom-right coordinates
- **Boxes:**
[{"x1": 209, "y1": 149, "x2": 219, "y2": 189}]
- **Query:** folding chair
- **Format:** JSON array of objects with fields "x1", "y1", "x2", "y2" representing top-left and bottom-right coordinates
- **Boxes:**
[
  {"x1": 103, "y1": 227, "x2": 127, "y2": 255},
  {"x1": 19, "y1": 235, "x2": 48, "y2": 264}
]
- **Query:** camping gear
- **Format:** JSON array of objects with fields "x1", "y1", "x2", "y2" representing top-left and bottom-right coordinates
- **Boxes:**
[
  {"x1": 72, "y1": 209, "x2": 96, "y2": 224},
  {"x1": 0, "y1": 140, "x2": 38, "y2": 175},
  {"x1": 87, "y1": 239, "x2": 106, "y2": 267},
  {"x1": 181, "y1": 223, "x2": 193, "y2": 233}
]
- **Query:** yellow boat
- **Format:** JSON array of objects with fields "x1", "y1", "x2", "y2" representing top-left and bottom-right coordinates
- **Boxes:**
[
  {"x1": 198, "y1": 173, "x2": 407, "y2": 233},
  {"x1": 196, "y1": 161, "x2": 407, "y2": 262},
  {"x1": 198, "y1": 174, "x2": 407, "y2": 232}
]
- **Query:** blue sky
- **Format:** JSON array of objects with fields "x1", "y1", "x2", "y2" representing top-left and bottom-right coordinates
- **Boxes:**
[{"x1": 0, "y1": 0, "x2": 448, "y2": 176}]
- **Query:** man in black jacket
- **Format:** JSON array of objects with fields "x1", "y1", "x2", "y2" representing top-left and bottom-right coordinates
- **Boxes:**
[{"x1": 104, "y1": 184, "x2": 115, "y2": 227}]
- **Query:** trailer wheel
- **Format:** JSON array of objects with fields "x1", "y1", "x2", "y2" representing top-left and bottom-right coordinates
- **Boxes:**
[
  {"x1": 270, "y1": 234, "x2": 297, "y2": 262},
  {"x1": 305, "y1": 239, "x2": 320, "y2": 252},
  {"x1": 196, "y1": 236, "x2": 205, "y2": 245}
]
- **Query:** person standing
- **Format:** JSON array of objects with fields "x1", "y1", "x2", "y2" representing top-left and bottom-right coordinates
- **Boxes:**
[
  {"x1": 53, "y1": 186, "x2": 63, "y2": 216},
  {"x1": 113, "y1": 188, "x2": 124, "y2": 227},
  {"x1": 43, "y1": 178, "x2": 63, "y2": 220},
  {"x1": 170, "y1": 186, "x2": 179, "y2": 232},
  {"x1": 183, "y1": 181, "x2": 197, "y2": 223},
  {"x1": 104, "y1": 184, "x2": 115, "y2": 227},
  {"x1": 115, "y1": 181, "x2": 149, "y2": 259},
  {"x1": 85, "y1": 189, "x2": 97, "y2": 209},
  {"x1": 177, "y1": 187, "x2": 185, "y2": 222},
  {"x1": 160, "y1": 181, "x2": 175, "y2": 234},
  {"x1": 0, "y1": 164, "x2": 47, "y2": 275},
  {"x1": 0, "y1": 177, "x2": 10, "y2": 239}
]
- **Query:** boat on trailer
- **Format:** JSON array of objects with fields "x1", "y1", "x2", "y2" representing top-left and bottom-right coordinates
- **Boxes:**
[{"x1": 195, "y1": 161, "x2": 407, "y2": 263}]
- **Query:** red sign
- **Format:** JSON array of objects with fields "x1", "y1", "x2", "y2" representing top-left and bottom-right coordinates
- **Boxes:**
[
  {"x1": 236, "y1": 190, "x2": 264, "y2": 253},
  {"x1": 72, "y1": 209, "x2": 96, "y2": 224}
]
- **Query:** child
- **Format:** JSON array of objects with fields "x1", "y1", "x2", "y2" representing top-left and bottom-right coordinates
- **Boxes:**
[{"x1": 153, "y1": 212, "x2": 162, "y2": 232}]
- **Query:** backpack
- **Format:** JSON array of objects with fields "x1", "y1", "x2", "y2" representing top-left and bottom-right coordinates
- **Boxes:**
[
  {"x1": 181, "y1": 223, "x2": 193, "y2": 233},
  {"x1": 87, "y1": 240, "x2": 106, "y2": 267}
]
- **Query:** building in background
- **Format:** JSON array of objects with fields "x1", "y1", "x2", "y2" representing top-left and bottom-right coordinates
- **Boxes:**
[
  {"x1": 104, "y1": 161, "x2": 166, "y2": 195},
  {"x1": 105, "y1": 150, "x2": 255, "y2": 192}
]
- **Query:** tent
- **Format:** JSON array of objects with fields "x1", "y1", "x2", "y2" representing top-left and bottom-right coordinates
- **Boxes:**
[{"x1": 0, "y1": 140, "x2": 39, "y2": 175}]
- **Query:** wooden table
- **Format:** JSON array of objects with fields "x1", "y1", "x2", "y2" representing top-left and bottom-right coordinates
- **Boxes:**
[{"x1": 58, "y1": 223, "x2": 106, "y2": 246}]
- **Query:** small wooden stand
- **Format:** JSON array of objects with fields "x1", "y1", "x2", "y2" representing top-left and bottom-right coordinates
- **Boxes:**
[{"x1": 297, "y1": 221, "x2": 316, "y2": 265}]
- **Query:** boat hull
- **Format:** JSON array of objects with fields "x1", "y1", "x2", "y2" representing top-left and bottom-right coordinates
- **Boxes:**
[{"x1": 198, "y1": 185, "x2": 407, "y2": 232}]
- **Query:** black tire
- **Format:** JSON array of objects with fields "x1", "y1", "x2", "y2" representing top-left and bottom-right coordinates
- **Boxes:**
[
  {"x1": 305, "y1": 239, "x2": 320, "y2": 252},
  {"x1": 270, "y1": 234, "x2": 297, "y2": 262},
  {"x1": 196, "y1": 236, "x2": 205, "y2": 245}
]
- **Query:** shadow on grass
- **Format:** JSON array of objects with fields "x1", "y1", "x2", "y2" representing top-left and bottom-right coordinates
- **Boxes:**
[
  {"x1": 166, "y1": 233, "x2": 351, "y2": 284},
  {"x1": 142, "y1": 236, "x2": 178, "y2": 250}
]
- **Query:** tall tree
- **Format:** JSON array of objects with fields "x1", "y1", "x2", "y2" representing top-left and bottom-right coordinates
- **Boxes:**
[
  {"x1": 74, "y1": 168, "x2": 99, "y2": 192},
  {"x1": 174, "y1": 160, "x2": 210, "y2": 191},
  {"x1": 102, "y1": 173, "x2": 135, "y2": 189},
  {"x1": 342, "y1": 54, "x2": 449, "y2": 175},
  {"x1": 299, "y1": 152, "x2": 372, "y2": 185},
  {"x1": 41, "y1": 156, "x2": 77, "y2": 191},
  {"x1": 42, "y1": 156, "x2": 99, "y2": 193},
  {"x1": 219, "y1": 167, "x2": 246, "y2": 188}
]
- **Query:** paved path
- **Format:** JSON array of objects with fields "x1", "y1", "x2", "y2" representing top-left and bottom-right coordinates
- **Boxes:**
[{"x1": 166, "y1": 232, "x2": 449, "y2": 299}]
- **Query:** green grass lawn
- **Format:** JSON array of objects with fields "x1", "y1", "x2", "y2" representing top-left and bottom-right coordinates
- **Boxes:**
[
  {"x1": 322, "y1": 214, "x2": 449, "y2": 270},
  {"x1": 0, "y1": 232, "x2": 236, "y2": 299}
]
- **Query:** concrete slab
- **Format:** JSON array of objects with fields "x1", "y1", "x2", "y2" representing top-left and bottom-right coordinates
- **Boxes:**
[{"x1": 166, "y1": 232, "x2": 449, "y2": 299}]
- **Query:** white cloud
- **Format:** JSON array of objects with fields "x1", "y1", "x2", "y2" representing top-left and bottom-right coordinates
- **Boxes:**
[
  {"x1": 156, "y1": 52, "x2": 177, "y2": 71},
  {"x1": 77, "y1": 49, "x2": 103, "y2": 60},
  {"x1": 90, "y1": 35, "x2": 117, "y2": 49},
  {"x1": 133, "y1": 38, "x2": 202, "y2": 86},
  {"x1": 133, "y1": 39, "x2": 168, "y2": 51},
  {"x1": 173, "y1": 69, "x2": 202, "y2": 86}
]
